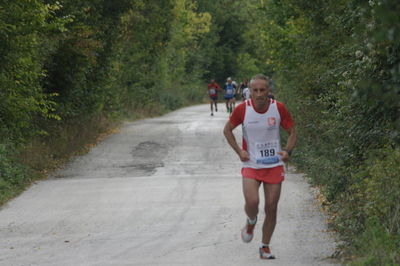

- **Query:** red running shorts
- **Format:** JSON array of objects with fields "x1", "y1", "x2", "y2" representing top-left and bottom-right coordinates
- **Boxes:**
[{"x1": 241, "y1": 165, "x2": 285, "y2": 184}]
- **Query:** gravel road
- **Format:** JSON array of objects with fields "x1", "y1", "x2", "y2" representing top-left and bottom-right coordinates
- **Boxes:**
[{"x1": 0, "y1": 104, "x2": 338, "y2": 266}]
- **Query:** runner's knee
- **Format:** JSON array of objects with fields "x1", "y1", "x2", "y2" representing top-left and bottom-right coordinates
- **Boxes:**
[
  {"x1": 264, "y1": 201, "x2": 278, "y2": 214},
  {"x1": 245, "y1": 196, "x2": 259, "y2": 208}
]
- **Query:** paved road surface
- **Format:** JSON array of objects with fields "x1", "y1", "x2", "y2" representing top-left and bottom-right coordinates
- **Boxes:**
[{"x1": 0, "y1": 104, "x2": 337, "y2": 266}]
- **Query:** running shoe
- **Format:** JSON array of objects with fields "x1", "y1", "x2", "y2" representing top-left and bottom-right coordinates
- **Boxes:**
[
  {"x1": 259, "y1": 246, "x2": 275, "y2": 259},
  {"x1": 211, "y1": 113, "x2": 214, "y2": 116},
  {"x1": 241, "y1": 218, "x2": 256, "y2": 243}
]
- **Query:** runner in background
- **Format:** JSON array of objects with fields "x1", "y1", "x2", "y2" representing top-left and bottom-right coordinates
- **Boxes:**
[
  {"x1": 232, "y1": 79, "x2": 238, "y2": 109},
  {"x1": 268, "y1": 78, "x2": 275, "y2": 99},
  {"x1": 223, "y1": 77, "x2": 236, "y2": 114},
  {"x1": 242, "y1": 86, "x2": 251, "y2": 100},
  {"x1": 207, "y1": 79, "x2": 221, "y2": 116},
  {"x1": 239, "y1": 79, "x2": 249, "y2": 100}
]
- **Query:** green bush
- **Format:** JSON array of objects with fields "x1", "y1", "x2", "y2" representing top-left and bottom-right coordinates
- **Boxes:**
[
  {"x1": 0, "y1": 144, "x2": 28, "y2": 204},
  {"x1": 159, "y1": 90, "x2": 184, "y2": 111},
  {"x1": 0, "y1": 0, "x2": 64, "y2": 143},
  {"x1": 343, "y1": 147, "x2": 400, "y2": 236},
  {"x1": 350, "y1": 218, "x2": 400, "y2": 265}
]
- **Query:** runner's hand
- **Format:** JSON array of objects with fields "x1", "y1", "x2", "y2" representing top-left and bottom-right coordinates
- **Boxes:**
[
  {"x1": 278, "y1": 151, "x2": 289, "y2": 162},
  {"x1": 238, "y1": 150, "x2": 250, "y2": 162}
]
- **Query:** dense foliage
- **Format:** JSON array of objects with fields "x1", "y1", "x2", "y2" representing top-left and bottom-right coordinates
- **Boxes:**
[
  {"x1": 1, "y1": 0, "x2": 399, "y2": 263},
  {"x1": 0, "y1": 0, "x2": 212, "y2": 201}
]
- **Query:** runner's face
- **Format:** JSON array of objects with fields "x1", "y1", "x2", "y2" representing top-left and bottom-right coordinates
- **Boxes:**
[{"x1": 250, "y1": 79, "x2": 270, "y2": 105}]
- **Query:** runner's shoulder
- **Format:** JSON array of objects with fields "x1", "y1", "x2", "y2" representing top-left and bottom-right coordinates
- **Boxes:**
[
  {"x1": 233, "y1": 101, "x2": 247, "y2": 115},
  {"x1": 238, "y1": 100, "x2": 248, "y2": 107},
  {"x1": 275, "y1": 100, "x2": 289, "y2": 112}
]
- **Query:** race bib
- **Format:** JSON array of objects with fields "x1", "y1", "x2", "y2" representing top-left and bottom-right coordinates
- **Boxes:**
[
  {"x1": 255, "y1": 141, "x2": 280, "y2": 164},
  {"x1": 226, "y1": 88, "x2": 233, "y2": 95},
  {"x1": 209, "y1": 88, "x2": 216, "y2": 95}
]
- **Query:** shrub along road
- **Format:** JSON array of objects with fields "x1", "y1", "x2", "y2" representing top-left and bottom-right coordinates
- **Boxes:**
[{"x1": 0, "y1": 104, "x2": 337, "y2": 265}]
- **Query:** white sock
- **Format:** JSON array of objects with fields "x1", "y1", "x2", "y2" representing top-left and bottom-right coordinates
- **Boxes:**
[
  {"x1": 247, "y1": 216, "x2": 257, "y2": 225},
  {"x1": 260, "y1": 243, "x2": 269, "y2": 248}
]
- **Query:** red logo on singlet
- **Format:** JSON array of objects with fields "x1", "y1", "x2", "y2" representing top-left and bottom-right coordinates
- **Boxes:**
[{"x1": 268, "y1": 117, "x2": 276, "y2": 126}]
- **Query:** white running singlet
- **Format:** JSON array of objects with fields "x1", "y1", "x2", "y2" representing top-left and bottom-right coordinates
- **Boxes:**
[
  {"x1": 242, "y1": 99, "x2": 284, "y2": 169},
  {"x1": 242, "y1": 87, "x2": 251, "y2": 100}
]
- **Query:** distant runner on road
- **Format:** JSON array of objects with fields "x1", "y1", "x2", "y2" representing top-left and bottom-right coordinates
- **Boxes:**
[
  {"x1": 242, "y1": 87, "x2": 251, "y2": 100},
  {"x1": 207, "y1": 79, "x2": 221, "y2": 116},
  {"x1": 223, "y1": 74, "x2": 297, "y2": 260},
  {"x1": 223, "y1": 77, "x2": 237, "y2": 114},
  {"x1": 232, "y1": 79, "x2": 238, "y2": 110},
  {"x1": 239, "y1": 79, "x2": 249, "y2": 100}
]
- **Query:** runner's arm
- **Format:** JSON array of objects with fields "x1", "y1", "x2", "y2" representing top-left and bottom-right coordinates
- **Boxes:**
[
  {"x1": 223, "y1": 122, "x2": 249, "y2": 162},
  {"x1": 278, "y1": 126, "x2": 297, "y2": 162},
  {"x1": 276, "y1": 101, "x2": 297, "y2": 161},
  {"x1": 285, "y1": 126, "x2": 297, "y2": 152}
]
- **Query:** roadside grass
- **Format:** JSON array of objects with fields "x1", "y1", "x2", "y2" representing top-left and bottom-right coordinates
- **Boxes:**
[
  {"x1": 1, "y1": 111, "x2": 153, "y2": 207},
  {"x1": 291, "y1": 145, "x2": 400, "y2": 265},
  {"x1": 349, "y1": 219, "x2": 400, "y2": 266},
  {"x1": 23, "y1": 115, "x2": 119, "y2": 166},
  {"x1": 0, "y1": 114, "x2": 119, "y2": 206},
  {"x1": 0, "y1": 145, "x2": 30, "y2": 205}
]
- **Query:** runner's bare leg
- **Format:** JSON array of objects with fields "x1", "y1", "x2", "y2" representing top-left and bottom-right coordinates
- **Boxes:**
[
  {"x1": 242, "y1": 178, "x2": 261, "y2": 220},
  {"x1": 261, "y1": 183, "x2": 281, "y2": 244}
]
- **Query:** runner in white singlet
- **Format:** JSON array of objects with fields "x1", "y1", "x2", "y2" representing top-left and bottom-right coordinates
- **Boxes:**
[
  {"x1": 242, "y1": 87, "x2": 251, "y2": 100},
  {"x1": 223, "y1": 74, "x2": 297, "y2": 259}
]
